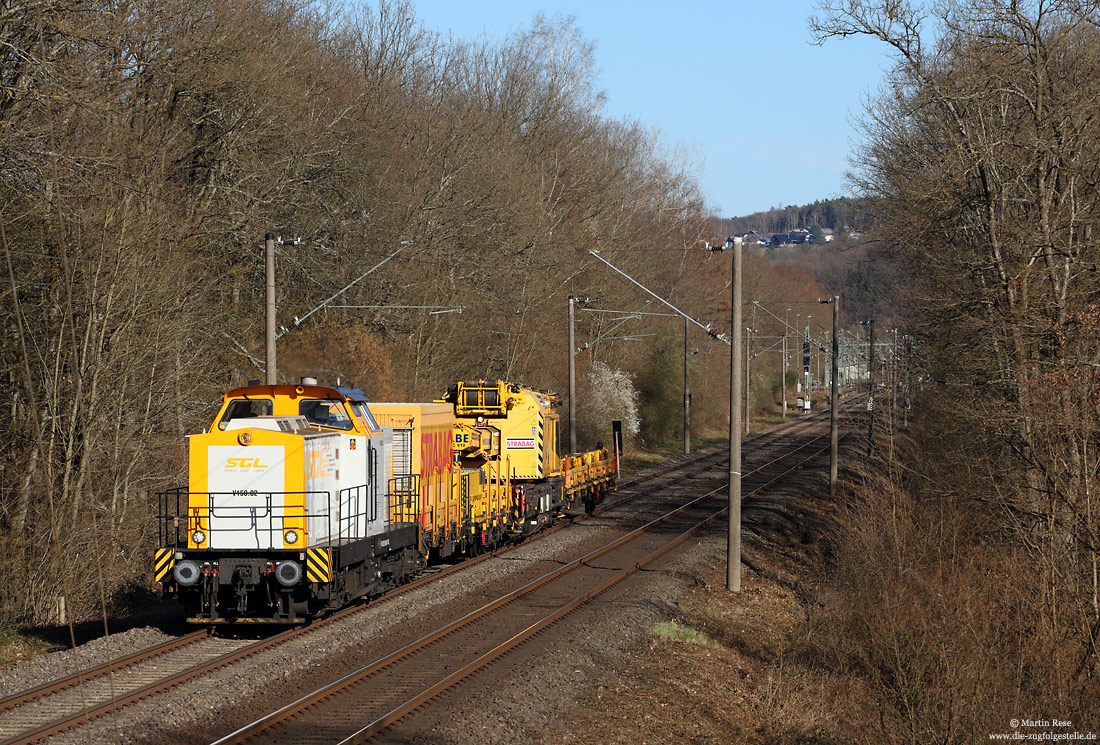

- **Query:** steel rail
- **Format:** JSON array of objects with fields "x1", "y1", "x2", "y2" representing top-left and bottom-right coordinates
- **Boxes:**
[
  {"x1": 341, "y1": 436, "x2": 844, "y2": 744},
  {"x1": 0, "y1": 441, "x2": 726, "y2": 745},
  {"x1": 378, "y1": 409, "x2": 830, "y2": 604},
  {"x1": 611, "y1": 406, "x2": 828, "y2": 492},
  {"x1": 210, "y1": 435, "x2": 840, "y2": 745},
  {"x1": 590, "y1": 408, "x2": 834, "y2": 518},
  {"x1": 0, "y1": 628, "x2": 306, "y2": 745},
  {"x1": 0, "y1": 630, "x2": 208, "y2": 715}
]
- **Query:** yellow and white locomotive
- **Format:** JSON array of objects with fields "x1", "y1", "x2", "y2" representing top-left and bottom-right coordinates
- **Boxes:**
[{"x1": 156, "y1": 378, "x2": 614, "y2": 624}]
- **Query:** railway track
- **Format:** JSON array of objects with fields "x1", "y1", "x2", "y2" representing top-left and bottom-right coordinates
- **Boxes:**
[
  {"x1": 588, "y1": 408, "x2": 834, "y2": 516},
  {"x1": 0, "y1": 633, "x2": 253, "y2": 745},
  {"x1": 210, "y1": 430, "x2": 839, "y2": 744},
  {"x1": 609, "y1": 410, "x2": 823, "y2": 493},
  {"x1": 0, "y1": 630, "x2": 206, "y2": 719},
  {"x1": 0, "y1": 409, "x2": 842, "y2": 745}
]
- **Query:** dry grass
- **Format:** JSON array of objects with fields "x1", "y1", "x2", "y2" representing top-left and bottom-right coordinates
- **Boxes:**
[
  {"x1": 543, "y1": 416, "x2": 1100, "y2": 745},
  {"x1": 0, "y1": 626, "x2": 59, "y2": 669},
  {"x1": 541, "y1": 554, "x2": 872, "y2": 745},
  {"x1": 619, "y1": 431, "x2": 727, "y2": 477}
]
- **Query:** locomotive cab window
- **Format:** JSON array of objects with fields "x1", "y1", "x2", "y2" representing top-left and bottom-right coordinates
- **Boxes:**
[
  {"x1": 351, "y1": 402, "x2": 379, "y2": 431},
  {"x1": 300, "y1": 399, "x2": 354, "y2": 430},
  {"x1": 217, "y1": 399, "x2": 273, "y2": 430}
]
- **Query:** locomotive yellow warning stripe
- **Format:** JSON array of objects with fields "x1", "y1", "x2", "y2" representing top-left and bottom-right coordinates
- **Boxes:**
[
  {"x1": 154, "y1": 548, "x2": 174, "y2": 582},
  {"x1": 306, "y1": 548, "x2": 331, "y2": 583},
  {"x1": 192, "y1": 617, "x2": 300, "y2": 624},
  {"x1": 536, "y1": 415, "x2": 543, "y2": 478}
]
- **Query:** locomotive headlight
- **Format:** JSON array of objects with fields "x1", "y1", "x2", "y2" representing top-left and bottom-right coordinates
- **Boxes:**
[
  {"x1": 237, "y1": 432, "x2": 252, "y2": 445},
  {"x1": 191, "y1": 530, "x2": 206, "y2": 545},
  {"x1": 275, "y1": 560, "x2": 302, "y2": 587},
  {"x1": 173, "y1": 560, "x2": 201, "y2": 586},
  {"x1": 284, "y1": 529, "x2": 299, "y2": 545}
]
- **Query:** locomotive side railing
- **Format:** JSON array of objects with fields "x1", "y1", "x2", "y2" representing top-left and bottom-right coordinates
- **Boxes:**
[
  {"x1": 158, "y1": 474, "x2": 423, "y2": 550},
  {"x1": 388, "y1": 474, "x2": 420, "y2": 525}
]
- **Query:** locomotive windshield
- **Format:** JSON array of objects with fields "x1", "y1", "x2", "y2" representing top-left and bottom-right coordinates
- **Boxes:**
[
  {"x1": 217, "y1": 398, "x2": 273, "y2": 430},
  {"x1": 299, "y1": 399, "x2": 355, "y2": 430}
]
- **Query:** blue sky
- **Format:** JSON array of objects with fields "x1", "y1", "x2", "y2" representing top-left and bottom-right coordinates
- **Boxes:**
[{"x1": 412, "y1": 0, "x2": 890, "y2": 217}]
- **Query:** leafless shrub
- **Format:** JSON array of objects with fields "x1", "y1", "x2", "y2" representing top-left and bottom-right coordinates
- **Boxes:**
[
  {"x1": 808, "y1": 1, "x2": 1100, "y2": 731},
  {"x1": 802, "y1": 432, "x2": 1097, "y2": 743}
]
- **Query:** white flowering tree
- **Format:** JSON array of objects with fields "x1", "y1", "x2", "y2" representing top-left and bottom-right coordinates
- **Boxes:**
[{"x1": 577, "y1": 361, "x2": 640, "y2": 448}]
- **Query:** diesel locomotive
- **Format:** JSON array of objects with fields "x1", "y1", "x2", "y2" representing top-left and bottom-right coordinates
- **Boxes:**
[{"x1": 154, "y1": 378, "x2": 614, "y2": 624}]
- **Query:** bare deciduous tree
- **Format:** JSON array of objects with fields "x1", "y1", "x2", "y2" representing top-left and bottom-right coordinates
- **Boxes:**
[{"x1": 808, "y1": 0, "x2": 1100, "y2": 737}]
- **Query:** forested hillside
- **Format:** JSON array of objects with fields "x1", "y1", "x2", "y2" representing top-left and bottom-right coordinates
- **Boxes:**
[
  {"x1": 763, "y1": 239, "x2": 897, "y2": 326},
  {"x1": 0, "y1": 0, "x2": 830, "y2": 625},
  {"x1": 712, "y1": 197, "x2": 872, "y2": 236},
  {"x1": 710, "y1": 197, "x2": 894, "y2": 326}
]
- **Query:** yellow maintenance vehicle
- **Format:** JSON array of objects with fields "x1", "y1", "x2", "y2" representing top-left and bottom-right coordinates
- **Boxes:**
[{"x1": 439, "y1": 379, "x2": 614, "y2": 529}]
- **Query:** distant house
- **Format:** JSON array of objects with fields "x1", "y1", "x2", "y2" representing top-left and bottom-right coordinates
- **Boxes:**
[
  {"x1": 751, "y1": 227, "x2": 847, "y2": 247},
  {"x1": 737, "y1": 230, "x2": 769, "y2": 245},
  {"x1": 787, "y1": 229, "x2": 810, "y2": 244}
]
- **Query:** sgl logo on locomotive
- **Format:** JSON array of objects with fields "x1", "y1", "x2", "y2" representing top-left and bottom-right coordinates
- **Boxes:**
[
  {"x1": 208, "y1": 446, "x2": 282, "y2": 480},
  {"x1": 225, "y1": 457, "x2": 269, "y2": 469}
]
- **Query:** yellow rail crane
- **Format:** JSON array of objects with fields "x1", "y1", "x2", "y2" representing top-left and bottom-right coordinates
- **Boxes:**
[{"x1": 439, "y1": 380, "x2": 615, "y2": 530}]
